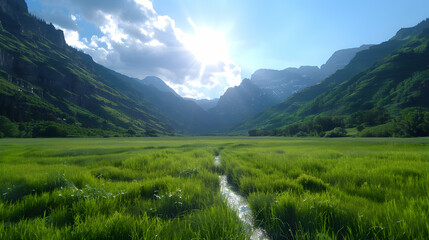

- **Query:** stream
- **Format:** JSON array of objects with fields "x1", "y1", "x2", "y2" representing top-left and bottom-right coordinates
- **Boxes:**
[{"x1": 215, "y1": 155, "x2": 269, "y2": 240}]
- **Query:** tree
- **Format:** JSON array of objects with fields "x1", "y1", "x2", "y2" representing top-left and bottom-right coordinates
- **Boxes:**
[
  {"x1": 0, "y1": 116, "x2": 19, "y2": 137},
  {"x1": 248, "y1": 130, "x2": 258, "y2": 136},
  {"x1": 399, "y1": 109, "x2": 429, "y2": 137},
  {"x1": 127, "y1": 128, "x2": 136, "y2": 136},
  {"x1": 324, "y1": 127, "x2": 347, "y2": 137},
  {"x1": 145, "y1": 128, "x2": 158, "y2": 137},
  {"x1": 41, "y1": 124, "x2": 67, "y2": 137}
]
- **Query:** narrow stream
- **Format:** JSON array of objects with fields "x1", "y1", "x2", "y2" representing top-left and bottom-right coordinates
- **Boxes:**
[{"x1": 215, "y1": 155, "x2": 269, "y2": 240}]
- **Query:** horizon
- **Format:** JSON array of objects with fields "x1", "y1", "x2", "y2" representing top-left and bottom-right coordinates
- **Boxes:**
[{"x1": 27, "y1": 0, "x2": 429, "y2": 99}]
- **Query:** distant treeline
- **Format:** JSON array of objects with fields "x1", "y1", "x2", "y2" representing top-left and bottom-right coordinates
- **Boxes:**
[
  {"x1": 249, "y1": 107, "x2": 429, "y2": 137},
  {"x1": 0, "y1": 115, "x2": 159, "y2": 138}
]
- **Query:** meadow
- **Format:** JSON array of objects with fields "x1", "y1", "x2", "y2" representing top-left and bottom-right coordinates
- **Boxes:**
[{"x1": 0, "y1": 137, "x2": 428, "y2": 239}]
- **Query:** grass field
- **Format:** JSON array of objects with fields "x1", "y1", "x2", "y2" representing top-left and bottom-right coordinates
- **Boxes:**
[{"x1": 0, "y1": 137, "x2": 428, "y2": 239}]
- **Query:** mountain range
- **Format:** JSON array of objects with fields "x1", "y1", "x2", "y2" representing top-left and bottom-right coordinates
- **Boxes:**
[
  {"x1": 0, "y1": 0, "x2": 428, "y2": 137},
  {"x1": 0, "y1": 0, "x2": 218, "y2": 137},
  {"x1": 237, "y1": 19, "x2": 429, "y2": 137},
  {"x1": 208, "y1": 45, "x2": 372, "y2": 127}
]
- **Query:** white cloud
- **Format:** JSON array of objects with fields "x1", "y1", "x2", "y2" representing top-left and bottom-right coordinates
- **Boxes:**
[
  {"x1": 38, "y1": 0, "x2": 242, "y2": 99},
  {"x1": 32, "y1": 8, "x2": 78, "y2": 30},
  {"x1": 60, "y1": 28, "x2": 88, "y2": 49}
]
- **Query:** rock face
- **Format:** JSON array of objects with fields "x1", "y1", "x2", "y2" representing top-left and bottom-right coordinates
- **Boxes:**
[
  {"x1": 0, "y1": 0, "x2": 66, "y2": 47},
  {"x1": 0, "y1": 0, "x2": 222, "y2": 135},
  {"x1": 250, "y1": 45, "x2": 373, "y2": 102},
  {"x1": 210, "y1": 45, "x2": 372, "y2": 127},
  {"x1": 250, "y1": 66, "x2": 321, "y2": 102},
  {"x1": 0, "y1": 48, "x2": 14, "y2": 71},
  {"x1": 0, "y1": 0, "x2": 28, "y2": 17},
  {"x1": 319, "y1": 45, "x2": 373, "y2": 75},
  {"x1": 209, "y1": 79, "x2": 278, "y2": 127}
]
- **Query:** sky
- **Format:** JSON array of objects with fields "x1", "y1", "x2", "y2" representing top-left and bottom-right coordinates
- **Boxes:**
[{"x1": 26, "y1": 0, "x2": 429, "y2": 99}]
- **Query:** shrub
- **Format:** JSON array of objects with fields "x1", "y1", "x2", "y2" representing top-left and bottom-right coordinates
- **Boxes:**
[
  {"x1": 0, "y1": 116, "x2": 19, "y2": 137},
  {"x1": 275, "y1": 116, "x2": 345, "y2": 137},
  {"x1": 295, "y1": 131, "x2": 307, "y2": 137},
  {"x1": 248, "y1": 129, "x2": 270, "y2": 136},
  {"x1": 31, "y1": 123, "x2": 68, "y2": 137},
  {"x1": 126, "y1": 128, "x2": 136, "y2": 135},
  {"x1": 248, "y1": 129, "x2": 258, "y2": 136},
  {"x1": 42, "y1": 125, "x2": 67, "y2": 137},
  {"x1": 324, "y1": 127, "x2": 347, "y2": 137},
  {"x1": 348, "y1": 107, "x2": 390, "y2": 126},
  {"x1": 145, "y1": 128, "x2": 158, "y2": 137},
  {"x1": 397, "y1": 108, "x2": 429, "y2": 137}
]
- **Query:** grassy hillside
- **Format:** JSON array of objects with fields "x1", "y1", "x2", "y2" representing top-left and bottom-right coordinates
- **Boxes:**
[
  {"x1": 0, "y1": 1, "x2": 175, "y2": 137},
  {"x1": 0, "y1": 0, "x2": 222, "y2": 137},
  {"x1": 298, "y1": 30, "x2": 429, "y2": 117},
  {"x1": 238, "y1": 19, "x2": 429, "y2": 134}
]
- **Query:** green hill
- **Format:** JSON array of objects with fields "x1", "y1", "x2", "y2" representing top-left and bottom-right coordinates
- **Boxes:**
[
  {"x1": 0, "y1": 0, "x2": 220, "y2": 137},
  {"x1": 0, "y1": 0, "x2": 174, "y2": 137},
  {"x1": 239, "y1": 19, "x2": 429, "y2": 137}
]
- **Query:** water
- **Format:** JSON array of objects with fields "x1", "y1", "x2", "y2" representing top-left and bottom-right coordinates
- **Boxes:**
[
  {"x1": 214, "y1": 155, "x2": 221, "y2": 165},
  {"x1": 215, "y1": 156, "x2": 269, "y2": 240}
]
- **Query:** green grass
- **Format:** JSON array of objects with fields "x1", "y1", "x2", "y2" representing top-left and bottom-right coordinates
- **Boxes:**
[
  {"x1": 220, "y1": 137, "x2": 429, "y2": 239},
  {"x1": 0, "y1": 137, "x2": 248, "y2": 239},
  {"x1": 0, "y1": 137, "x2": 428, "y2": 239}
]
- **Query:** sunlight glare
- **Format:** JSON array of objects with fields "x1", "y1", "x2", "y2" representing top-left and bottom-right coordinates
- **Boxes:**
[{"x1": 185, "y1": 28, "x2": 229, "y2": 65}]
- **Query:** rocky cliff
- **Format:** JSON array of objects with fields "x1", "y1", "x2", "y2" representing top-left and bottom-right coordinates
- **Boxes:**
[{"x1": 0, "y1": 0, "x2": 66, "y2": 47}]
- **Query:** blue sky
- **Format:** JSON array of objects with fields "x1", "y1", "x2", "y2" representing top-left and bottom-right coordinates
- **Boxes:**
[
  {"x1": 27, "y1": 0, "x2": 429, "y2": 99},
  {"x1": 152, "y1": 0, "x2": 429, "y2": 76}
]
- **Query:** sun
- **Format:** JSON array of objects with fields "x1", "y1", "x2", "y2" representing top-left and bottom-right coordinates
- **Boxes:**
[{"x1": 185, "y1": 27, "x2": 229, "y2": 65}]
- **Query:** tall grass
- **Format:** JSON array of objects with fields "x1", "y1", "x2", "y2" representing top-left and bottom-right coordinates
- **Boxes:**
[
  {"x1": 0, "y1": 137, "x2": 248, "y2": 239},
  {"x1": 221, "y1": 137, "x2": 429, "y2": 239},
  {"x1": 0, "y1": 137, "x2": 428, "y2": 239}
]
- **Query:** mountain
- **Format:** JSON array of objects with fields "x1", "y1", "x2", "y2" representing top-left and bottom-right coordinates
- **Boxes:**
[
  {"x1": 138, "y1": 76, "x2": 221, "y2": 130},
  {"x1": 249, "y1": 66, "x2": 321, "y2": 102},
  {"x1": 0, "y1": 0, "x2": 217, "y2": 137},
  {"x1": 210, "y1": 45, "x2": 371, "y2": 127},
  {"x1": 239, "y1": 19, "x2": 429, "y2": 135},
  {"x1": 250, "y1": 45, "x2": 373, "y2": 102},
  {"x1": 140, "y1": 76, "x2": 178, "y2": 96},
  {"x1": 209, "y1": 79, "x2": 278, "y2": 126},
  {"x1": 189, "y1": 98, "x2": 219, "y2": 111},
  {"x1": 125, "y1": 79, "x2": 221, "y2": 134},
  {"x1": 320, "y1": 45, "x2": 374, "y2": 75},
  {"x1": 0, "y1": 0, "x2": 172, "y2": 136}
]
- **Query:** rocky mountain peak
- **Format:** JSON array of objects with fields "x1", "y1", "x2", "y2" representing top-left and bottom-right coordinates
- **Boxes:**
[
  {"x1": 0, "y1": 0, "x2": 28, "y2": 17},
  {"x1": 0, "y1": 0, "x2": 66, "y2": 48}
]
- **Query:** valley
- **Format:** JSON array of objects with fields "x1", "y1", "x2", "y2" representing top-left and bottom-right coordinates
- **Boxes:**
[
  {"x1": 1, "y1": 0, "x2": 428, "y2": 138},
  {"x1": 1, "y1": 0, "x2": 429, "y2": 239}
]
